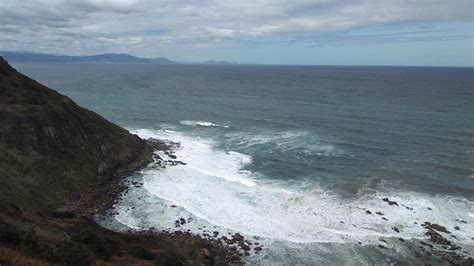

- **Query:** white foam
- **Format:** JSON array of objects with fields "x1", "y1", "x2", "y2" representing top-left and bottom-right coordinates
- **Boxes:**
[
  {"x1": 226, "y1": 130, "x2": 339, "y2": 156},
  {"x1": 132, "y1": 128, "x2": 256, "y2": 187},
  {"x1": 120, "y1": 128, "x2": 473, "y2": 247},
  {"x1": 180, "y1": 120, "x2": 220, "y2": 127}
]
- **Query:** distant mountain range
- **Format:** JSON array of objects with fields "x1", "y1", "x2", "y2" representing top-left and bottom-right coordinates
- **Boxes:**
[{"x1": 0, "y1": 51, "x2": 176, "y2": 64}]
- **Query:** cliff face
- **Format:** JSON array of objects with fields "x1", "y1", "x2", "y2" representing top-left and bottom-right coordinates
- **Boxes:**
[{"x1": 0, "y1": 57, "x2": 152, "y2": 211}]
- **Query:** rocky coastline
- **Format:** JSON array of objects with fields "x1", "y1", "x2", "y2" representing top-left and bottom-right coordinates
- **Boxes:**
[
  {"x1": 1, "y1": 56, "x2": 472, "y2": 265},
  {"x1": 106, "y1": 141, "x2": 473, "y2": 266},
  {"x1": 0, "y1": 56, "x2": 241, "y2": 265}
]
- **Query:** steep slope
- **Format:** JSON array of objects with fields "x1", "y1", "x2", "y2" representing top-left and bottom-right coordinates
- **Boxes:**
[
  {"x1": 0, "y1": 57, "x2": 240, "y2": 265},
  {"x1": 0, "y1": 56, "x2": 152, "y2": 211}
]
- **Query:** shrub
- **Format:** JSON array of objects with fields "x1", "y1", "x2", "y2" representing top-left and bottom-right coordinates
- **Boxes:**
[
  {"x1": 48, "y1": 210, "x2": 76, "y2": 219},
  {"x1": 70, "y1": 229, "x2": 117, "y2": 260},
  {"x1": 0, "y1": 219, "x2": 20, "y2": 246},
  {"x1": 154, "y1": 252, "x2": 186, "y2": 266},
  {"x1": 20, "y1": 228, "x2": 40, "y2": 254},
  {"x1": 49, "y1": 240, "x2": 92, "y2": 266},
  {"x1": 128, "y1": 245, "x2": 155, "y2": 260}
]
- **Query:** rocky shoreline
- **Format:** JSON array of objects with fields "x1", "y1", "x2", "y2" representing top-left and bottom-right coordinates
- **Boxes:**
[
  {"x1": 100, "y1": 140, "x2": 473, "y2": 265},
  {"x1": 361, "y1": 197, "x2": 473, "y2": 265},
  {"x1": 63, "y1": 138, "x2": 244, "y2": 264},
  {"x1": 0, "y1": 56, "x2": 241, "y2": 265},
  {"x1": 1, "y1": 56, "x2": 472, "y2": 265}
]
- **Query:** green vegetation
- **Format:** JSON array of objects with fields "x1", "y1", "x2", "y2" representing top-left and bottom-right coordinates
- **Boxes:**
[{"x1": 0, "y1": 57, "x2": 239, "y2": 265}]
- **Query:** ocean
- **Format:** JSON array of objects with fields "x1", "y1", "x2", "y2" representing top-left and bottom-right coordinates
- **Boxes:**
[{"x1": 14, "y1": 63, "x2": 473, "y2": 264}]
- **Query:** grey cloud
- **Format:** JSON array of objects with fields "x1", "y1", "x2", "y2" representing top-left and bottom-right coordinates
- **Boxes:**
[{"x1": 0, "y1": 0, "x2": 472, "y2": 56}]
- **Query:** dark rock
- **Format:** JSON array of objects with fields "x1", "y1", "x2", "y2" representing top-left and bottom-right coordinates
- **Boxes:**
[
  {"x1": 365, "y1": 210, "x2": 372, "y2": 214},
  {"x1": 375, "y1": 211, "x2": 384, "y2": 215},
  {"x1": 232, "y1": 233, "x2": 244, "y2": 242},
  {"x1": 426, "y1": 223, "x2": 450, "y2": 233},
  {"x1": 392, "y1": 227, "x2": 400, "y2": 233},
  {"x1": 420, "y1": 241, "x2": 434, "y2": 248},
  {"x1": 238, "y1": 241, "x2": 250, "y2": 251},
  {"x1": 254, "y1": 246, "x2": 262, "y2": 251},
  {"x1": 441, "y1": 254, "x2": 473, "y2": 265},
  {"x1": 426, "y1": 229, "x2": 452, "y2": 245},
  {"x1": 448, "y1": 245, "x2": 461, "y2": 251},
  {"x1": 382, "y1": 198, "x2": 398, "y2": 206},
  {"x1": 454, "y1": 226, "x2": 460, "y2": 230}
]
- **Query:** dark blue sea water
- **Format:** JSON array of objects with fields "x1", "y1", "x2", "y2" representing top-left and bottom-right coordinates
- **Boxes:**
[{"x1": 14, "y1": 63, "x2": 474, "y2": 264}]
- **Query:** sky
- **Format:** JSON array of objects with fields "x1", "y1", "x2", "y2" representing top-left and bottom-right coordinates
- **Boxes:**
[{"x1": 0, "y1": 0, "x2": 473, "y2": 66}]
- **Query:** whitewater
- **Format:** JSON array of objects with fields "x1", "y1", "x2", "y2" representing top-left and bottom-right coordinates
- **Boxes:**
[
  {"x1": 99, "y1": 126, "x2": 473, "y2": 264},
  {"x1": 15, "y1": 63, "x2": 474, "y2": 264}
]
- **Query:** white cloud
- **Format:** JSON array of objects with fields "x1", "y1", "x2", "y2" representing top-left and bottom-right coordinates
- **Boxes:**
[{"x1": 0, "y1": 0, "x2": 471, "y2": 56}]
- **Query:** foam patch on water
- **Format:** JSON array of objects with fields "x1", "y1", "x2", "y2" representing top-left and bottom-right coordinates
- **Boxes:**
[
  {"x1": 120, "y1": 128, "x2": 474, "y2": 248},
  {"x1": 226, "y1": 130, "x2": 340, "y2": 157},
  {"x1": 133, "y1": 128, "x2": 256, "y2": 187},
  {"x1": 180, "y1": 120, "x2": 228, "y2": 128}
]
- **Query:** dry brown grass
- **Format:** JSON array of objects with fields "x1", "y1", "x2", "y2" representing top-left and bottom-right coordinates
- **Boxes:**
[{"x1": 0, "y1": 245, "x2": 49, "y2": 266}]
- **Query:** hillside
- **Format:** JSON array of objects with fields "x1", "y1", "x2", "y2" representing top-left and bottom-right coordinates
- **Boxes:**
[
  {"x1": 0, "y1": 57, "x2": 239, "y2": 265},
  {"x1": 0, "y1": 56, "x2": 153, "y2": 211}
]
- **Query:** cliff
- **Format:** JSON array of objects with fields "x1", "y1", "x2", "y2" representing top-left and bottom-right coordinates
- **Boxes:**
[{"x1": 0, "y1": 57, "x2": 239, "y2": 265}]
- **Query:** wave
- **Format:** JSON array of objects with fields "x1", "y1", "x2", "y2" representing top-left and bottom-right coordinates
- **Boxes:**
[
  {"x1": 117, "y1": 128, "x2": 474, "y2": 247},
  {"x1": 180, "y1": 120, "x2": 226, "y2": 128},
  {"x1": 226, "y1": 130, "x2": 340, "y2": 157},
  {"x1": 132, "y1": 128, "x2": 256, "y2": 187}
]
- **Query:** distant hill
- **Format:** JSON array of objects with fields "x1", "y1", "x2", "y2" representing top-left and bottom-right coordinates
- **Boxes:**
[
  {"x1": 150, "y1": 57, "x2": 175, "y2": 64},
  {"x1": 0, "y1": 51, "x2": 175, "y2": 64}
]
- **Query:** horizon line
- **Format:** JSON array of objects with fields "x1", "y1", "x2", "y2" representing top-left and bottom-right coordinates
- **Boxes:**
[{"x1": 1, "y1": 50, "x2": 472, "y2": 68}]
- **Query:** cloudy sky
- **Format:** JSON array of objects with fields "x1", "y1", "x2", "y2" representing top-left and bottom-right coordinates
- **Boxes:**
[{"x1": 0, "y1": 0, "x2": 472, "y2": 66}]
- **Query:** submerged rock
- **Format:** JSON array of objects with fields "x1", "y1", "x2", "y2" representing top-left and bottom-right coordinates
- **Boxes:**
[{"x1": 382, "y1": 198, "x2": 399, "y2": 206}]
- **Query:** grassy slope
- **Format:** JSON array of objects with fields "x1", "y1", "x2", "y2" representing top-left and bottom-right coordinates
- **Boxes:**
[
  {"x1": 0, "y1": 57, "x2": 240, "y2": 265},
  {"x1": 0, "y1": 56, "x2": 151, "y2": 211}
]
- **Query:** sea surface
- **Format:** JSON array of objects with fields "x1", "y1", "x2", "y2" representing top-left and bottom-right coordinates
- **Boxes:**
[{"x1": 14, "y1": 63, "x2": 474, "y2": 264}]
